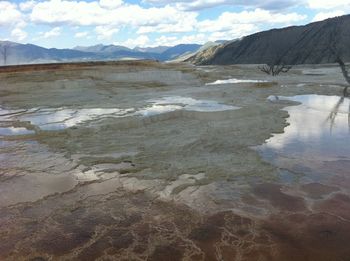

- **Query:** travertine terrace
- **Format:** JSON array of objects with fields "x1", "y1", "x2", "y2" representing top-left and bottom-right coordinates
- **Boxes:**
[{"x1": 0, "y1": 61, "x2": 350, "y2": 260}]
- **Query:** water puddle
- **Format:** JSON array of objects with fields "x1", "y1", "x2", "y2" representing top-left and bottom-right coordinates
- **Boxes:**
[
  {"x1": 137, "y1": 104, "x2": 183, "y2": 116},
  {"x1": 206, "y1": 78, "x2": 268, "y2": 85},
  {"x1": 0, "y1": 107, "x2": 135, "y2": 131},
  {"x1": 0, "y1": 127, "x2": 35, "y2": 136},
  {"x1": 0, "y1": 109, "x2": 28, "y2": 117},
  {"x1": 258, "y1": 94, "x2": 350, "y2": 179},
  {"x1": 20, "y1": 108, "x2": 135, "y2": 130},
  {"x1": 0, "y1": 97, "x2": 239, "y2": 131},
  {"x1": 140, "y1": 96, "x2": 239, "y2": 115}
]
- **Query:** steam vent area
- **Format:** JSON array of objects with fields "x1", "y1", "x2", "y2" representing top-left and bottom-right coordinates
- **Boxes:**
[{"x1": 1, "y1": 60, "x2": 350, "y2": 261}]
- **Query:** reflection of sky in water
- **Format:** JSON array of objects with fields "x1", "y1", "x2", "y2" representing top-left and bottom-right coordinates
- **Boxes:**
[
  {"x1": 142, "y1": 96, "x2": 239, "y2": 114},
  {"x1": 260, "y1": 95, "x2": 350, "y2": 168},
  {"x1": 137, "y1": 104, "x2": 183, "y2": 116},
  {"x1": 21, "y1": 108, "x2": 134, "y2": 130},
  {"x1": 0, "y1": 96, "x2": 238, "y2": 131},
  {"x1": 0, "y1": 109, "x2": 27, "y2": 117},
  {"x1": 0, "y1": 127, "x2": 35, "y2": 136},
  {"x1": 206, "y1": 78, "x2": 267, "y2": 85}
]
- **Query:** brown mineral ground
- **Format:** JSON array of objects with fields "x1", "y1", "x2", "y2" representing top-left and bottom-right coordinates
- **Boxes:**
[
  {"x1": 301, "y1": 182, "x2": 339, "y2": 199},
  {"x1": 0, "y1": 61, "x2": 349, "y2": 260}
]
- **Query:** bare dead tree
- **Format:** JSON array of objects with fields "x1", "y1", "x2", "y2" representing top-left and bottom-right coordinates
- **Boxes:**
[
  {"x1": 334, "y1": 56, "x2": 350, "y2": 97},
  {"x1": 0, "y1": 44, "x2": 9, "y2": 65},
  {"x1": 326, "y1": 96, "x2": 345, "y2": 133},
  {"x1": 259, "y1": 63, "x2": 292, "y2": 76},
  {"x1": 328, "y1": 28, "x2": 350, "y2": 97},
  {"x1": 325, "y1": 95, "x2": 350, "y2": 133}
]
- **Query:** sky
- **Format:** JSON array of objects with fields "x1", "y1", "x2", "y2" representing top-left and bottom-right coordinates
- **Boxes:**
[{"x1": 0, "y1": 0, "x2": 349, "y2": 49}]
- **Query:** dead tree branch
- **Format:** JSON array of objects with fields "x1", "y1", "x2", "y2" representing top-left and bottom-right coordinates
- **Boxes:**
[
  {"x1": 336, "y1": 56, "x2": 350, "y2": 97},
  {"x1": 259, "y1": 63, "x2": 292, "y2": 76},
  {"x1": 326, "y1": 97, "x2": 345, "y2": 132},
  {"x1": 330, "y1": 45, "x2": 350, "y2": 96},
  {"x1": 335, "y1": 56, "x2": 350, "y2": 83}
]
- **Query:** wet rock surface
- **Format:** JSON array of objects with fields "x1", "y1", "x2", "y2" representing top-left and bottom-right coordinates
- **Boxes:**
[{"x1": 0, "y1": 61, "x2": 349, "y2": 260}]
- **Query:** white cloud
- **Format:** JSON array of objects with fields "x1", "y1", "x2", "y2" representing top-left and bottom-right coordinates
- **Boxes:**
[
  {"x1": 0, "y1": 1, "x2": 28, "y2": 43},
  {"x1": 172, "y1": 33, "x2": 208, "y2": 44},
  {"x1": 199, "y1": 9, "x2": 306, "y2": 32},
  {"x1": 137, "y1": 14, "x2": 197, "y2": 33},
  {"x1": 145, "y1": 0, "x2": 303, "y2": 11},
  {"x1": 114, "y1": 35, "x2": 150, "y2": 48},
  {"x1": 19, "y1": 0, "x2": 37, "y2": 11},
  {"x1": 151, "y1": 34, "x2": 207, "y2": 46},
  {"x1": 30, "y1": 0, "x2": 101, "y2": 25},
  {"x1": 2, "y1": 0, "x2": 344, "y2": 48},
  {"x1": 116, "y1": 34, "x2": 207, "y2": 48},
  {"x1": 11, "y1": 28, "x2": 28, "y2": 41},
  {"x1": 74, "y1": 31, "x2": 89, "y2": 38},
  {"x1": 28, "y1": 0, "x2": 198, "y2": 30},
  {"x1": 308, "y1": 0, "x2": 350, "y2": 9},
  {"x1": 99, "y1": 0, "x2": 123, "y2": 9},
  {"x1": 312, "y1": 10, "x2": 345, "y2": 22},
  {"x1": 308, "y1": 0, "x2": 350, "y2": 22},
  {"x1": 208, "y1": 24, "x2": 258, "y2": 40},
  {"x1": 0, "y1": 2, "x2": 23, "y2": 27},
  {"x1": 194, "y1": 9, "x2": 306, "y2": 41},
  {"x1": 41, "y1": 27, "x2": 61, "y2": 38},
  {"x1": 136, "y1": 8, "x2": 306, "y2": 37},
  {"x1": 95, "y1": 26, "x2": 119, "y2": 40},
  {"x1": 152, "y1": 35, "x2": 178, "y2": 46}
]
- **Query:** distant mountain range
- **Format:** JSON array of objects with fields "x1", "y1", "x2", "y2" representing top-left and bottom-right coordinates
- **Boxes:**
[
  {"x1": 73, "y1": 44, "x2": 131, "y2": 53},
  {"x1": 0, "y1": 42, "x2": 202, "y2": 65},
  {"x1": 4, "y1": 15, "x2": 349, "y2": 67},
  {"x1": 188, "y1": 14, "x2": 350, "y2": 65},
  {"x1": 133, "y1": 46, "x2": 171, "y2": 54}
]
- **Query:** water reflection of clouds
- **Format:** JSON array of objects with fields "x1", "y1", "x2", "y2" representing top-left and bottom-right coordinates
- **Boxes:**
[
  {"x1": 144, "y1": 96, "x2": 239, "y2": 113},
  {"x1": 282, "y1": 95, "x2": 349, "y2": 114},
  {"x1": 137, "y1": 104, "x2": 183, "y2": 117},
  {"x1": 0, "y1": 96, "x2": 239, "y2": 132},
  {"x1": 19, "y1": 108, "x2": 134, "y2": 130},
  {"x1": 0, "y1": 127, "x2": 35, "y2": 136},
  {"x1": 262, "y1": 95, "x2": 350, "y2": 162},
  {"x1": 206, "y1": 78, "x2": 267, "y2": 85}
]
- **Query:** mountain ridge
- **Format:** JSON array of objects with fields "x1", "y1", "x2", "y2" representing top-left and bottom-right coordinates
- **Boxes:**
[
  {"x1": 0, "y1": 42, "x2": 202, "y2": 65},
  {"x1": 188, "y1": 15, "x2": 350, "y2": 65}
]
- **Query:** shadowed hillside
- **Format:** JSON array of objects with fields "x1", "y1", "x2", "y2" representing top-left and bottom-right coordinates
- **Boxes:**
[{"x1": 188, "y1": 15, "x2": 350, "y2": 65}]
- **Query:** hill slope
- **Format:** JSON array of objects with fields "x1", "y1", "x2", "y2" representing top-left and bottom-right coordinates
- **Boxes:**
[
  {"x1": 189, "y1": 15, "x2": 350, "y2": 65},
  {"x1": 169, "y1": 42, "x2": 222, "y2": 62},
  {"x1": 160, "y1": 44, "x2": 201, "y2": 61}
]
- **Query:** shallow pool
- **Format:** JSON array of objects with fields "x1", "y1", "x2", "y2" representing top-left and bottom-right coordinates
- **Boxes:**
[{"x1": 258, "y1": 94, "x2": 350, "y2": 179}]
